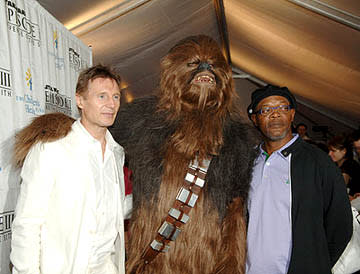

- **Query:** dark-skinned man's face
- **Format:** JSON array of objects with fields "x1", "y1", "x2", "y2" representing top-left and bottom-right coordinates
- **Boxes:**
[{"x1": 251, "y1": 95, "x2": 295, "y2": 142}]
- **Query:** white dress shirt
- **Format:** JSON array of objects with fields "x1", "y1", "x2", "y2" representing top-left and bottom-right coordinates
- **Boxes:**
[{"x1": 88, "y1": 130, "x2": 121, "y2": 273}]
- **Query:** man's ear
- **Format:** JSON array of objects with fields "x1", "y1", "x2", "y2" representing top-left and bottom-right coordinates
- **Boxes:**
[
  {"x1": 75, "y1": 93, "x2": 84, "y2": 111},
  {"x1": 250, "y1": 114, "x2": 258, "y2": 127},
  {"x1": 290, "y1": 109, "x2": 295, "y2": 122}
]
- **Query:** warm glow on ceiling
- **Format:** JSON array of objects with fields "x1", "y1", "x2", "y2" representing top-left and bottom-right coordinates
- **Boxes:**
[
  {"x1": 124, "y1": 90, "x2": 134, "y2": 103},
  {"x1": 64, "y1": 1, "x2": 126, "y2": 30},
  {"x1": 226, "y1": 5, "x2": 346, "y2": 82},
  {"x1": 120, "y1": 81, "x2": 128, "y2": 90},
  {"x1": 65, "y1": 0, "x2": 151, "y2": 37}
]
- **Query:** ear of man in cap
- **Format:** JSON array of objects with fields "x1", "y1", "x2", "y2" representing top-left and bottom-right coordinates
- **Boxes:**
[{"x1": 247, "y1": 84, "x2": 297, "y2": 119}]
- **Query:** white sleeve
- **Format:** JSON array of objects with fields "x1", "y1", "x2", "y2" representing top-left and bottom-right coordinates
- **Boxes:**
[
  {"x1": 11, "y1": 142, "x2": 56, "y2": 274},
  {"x1": 124, "y1": 193, "x2": 133, "y2": 220}
]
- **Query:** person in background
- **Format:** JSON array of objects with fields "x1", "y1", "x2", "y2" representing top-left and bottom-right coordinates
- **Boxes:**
[
  {"x1": 295, "y1": 122, "x2": 311, "y2": 141},
  {"x1": 10, "y1": 65, "x2": 129, "y2": 274},
  {"x1": 246, "y1": 84, "x2": 352, "y2": 274},
  {"x1": 328, "y1": 134, "x2": 360, "y2": 199},
  {"x1": 349, "y1": 129, "x2": 360, "y2": 164}
]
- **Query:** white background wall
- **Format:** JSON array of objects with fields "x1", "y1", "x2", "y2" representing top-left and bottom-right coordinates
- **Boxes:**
[{"x1": 0, "y1": 1, "x2": 91, "y2": 273}]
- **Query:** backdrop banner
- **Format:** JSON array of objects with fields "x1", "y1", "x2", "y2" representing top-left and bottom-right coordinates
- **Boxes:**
[{"x1": 0, "y1": 0, "x2": 92, "y2": 273}]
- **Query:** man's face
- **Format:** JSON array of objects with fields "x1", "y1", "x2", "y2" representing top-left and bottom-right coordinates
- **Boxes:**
[
  {"x1": 328, "y1": 146, "x2": 346, "y2": 163},
  {"x1": 297, "y1": 125, "x2": 307, "y2": 137},
  {"x1": 76, "y1": 77, "x2": 120, "y2": 132},
  {"x1": 251, "y1": 95, "x2": 295, "y2": 142},
  {"x1": 353, "y1": 139, "x2": 360, "y2": 156}
]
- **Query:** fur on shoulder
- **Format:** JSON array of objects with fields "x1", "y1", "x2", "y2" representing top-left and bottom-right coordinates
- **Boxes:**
[{"x1": 14, "y1": 112, "x2": 75, "y2": 168}]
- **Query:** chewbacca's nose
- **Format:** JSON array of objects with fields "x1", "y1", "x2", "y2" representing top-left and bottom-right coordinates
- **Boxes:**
[{"x1": 197, "y1": 62, "x2": 212, "y2": 71}]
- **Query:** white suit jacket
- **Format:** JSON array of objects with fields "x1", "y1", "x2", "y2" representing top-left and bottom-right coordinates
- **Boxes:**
[{"x1": 11, "y1": 120, "x2": 128, "y2": 274}]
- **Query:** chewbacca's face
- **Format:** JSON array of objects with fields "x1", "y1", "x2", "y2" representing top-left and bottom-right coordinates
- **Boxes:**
[{"x1": 159, "y1": 35, "x2": 235, "y2": 116}]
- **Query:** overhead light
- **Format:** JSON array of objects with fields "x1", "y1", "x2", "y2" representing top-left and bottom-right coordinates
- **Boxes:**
[
  {"x1": 288, "y1": 0, "x2": 360, "y2": 31},
  {"x1": 124, "y1": 90, "x2": 134, "y2": 103},
  {"x1": 120, "y1": 81, "x2": 128, "y2": 90}
]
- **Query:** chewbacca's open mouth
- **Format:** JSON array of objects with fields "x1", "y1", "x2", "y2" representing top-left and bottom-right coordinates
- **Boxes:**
[{"x1": 193, "y1": 72, "x2": 215, "y2": 85}]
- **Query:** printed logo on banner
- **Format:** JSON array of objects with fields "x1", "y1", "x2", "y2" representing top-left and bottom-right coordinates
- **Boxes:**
[
  {"x1": 0, "y1": 210, "x2": 14, "y2": 243},
  {"x1": 69, "y1": 48, "x2": 88, "y2": 72},
  {"x1": 47, "y1": 28, "x2": 64, "y2": 70},
  {"x1": 45, "y1": 84, "x2": 72, "y2": 116},
  {"x1": 14, "y1": 67, "x2": 44, "y2": 115},
  {"x1": 25, "y1": 68, "x2": 32, "y2": 91},
  {"x1": 53, "y1": 31, "x2": 58, "y2": 49},
  {"x1": 0, "y1": 67, "x2": 12, "y2": 98},
  {"x1": 6, "y1": 0, "x2": 41, "y2": 47}
]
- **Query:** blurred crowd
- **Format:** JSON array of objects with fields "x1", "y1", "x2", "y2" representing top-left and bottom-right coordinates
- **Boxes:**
[{"x1": 295, "y1": 124, "x2": 360, "y2": 208}]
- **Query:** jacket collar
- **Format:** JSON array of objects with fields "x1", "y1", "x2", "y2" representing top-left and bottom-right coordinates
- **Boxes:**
[
  {"x1": 258, "y1": 134, "x2": 299, "y2": 159},
  {"x1": 280, "y1": 135, "x2": 303, "y2": 157}
]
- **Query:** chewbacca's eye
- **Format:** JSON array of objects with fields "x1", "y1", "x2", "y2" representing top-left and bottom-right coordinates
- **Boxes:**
[{"x1": 187, "y1": 60, "x2": 200, "y2": 67}]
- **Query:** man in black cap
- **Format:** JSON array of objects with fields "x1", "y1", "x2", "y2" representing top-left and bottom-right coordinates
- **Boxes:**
[{"x1": 246, "y1": 84, "x2": 352, "y2": 274}]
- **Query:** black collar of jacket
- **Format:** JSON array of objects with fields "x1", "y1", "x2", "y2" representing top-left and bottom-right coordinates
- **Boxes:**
[{"x1": 280, "y1": 136, "x2": 303, "y2": 157}]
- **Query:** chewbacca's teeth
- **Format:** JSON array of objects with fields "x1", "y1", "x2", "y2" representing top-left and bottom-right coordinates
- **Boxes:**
[{"x1": 196, "y1": 75, "x2": 215, "y2": 83}]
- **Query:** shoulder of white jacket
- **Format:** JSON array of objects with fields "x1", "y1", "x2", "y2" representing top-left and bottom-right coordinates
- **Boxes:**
[{"x1": 14, "y1": 113, "x2": 75, "y2": 169}]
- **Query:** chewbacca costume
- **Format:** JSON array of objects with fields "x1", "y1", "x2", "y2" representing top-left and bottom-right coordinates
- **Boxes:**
[
  {"x1": 110, "y1": 35, "x2": 258, "y2": 273},
  {"x1": 13, "y1": 35, "x2": 258, "y2": 274}
]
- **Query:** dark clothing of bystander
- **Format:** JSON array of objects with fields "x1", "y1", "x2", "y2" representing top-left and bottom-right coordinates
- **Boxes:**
[{"x1": 341, "y1": 159, "x2": 360, "y2": 196}]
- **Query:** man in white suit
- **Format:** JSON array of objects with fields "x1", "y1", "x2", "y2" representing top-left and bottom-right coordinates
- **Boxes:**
[{"x1": 11, "y1": 64, "x2": 129, "y2": 274}]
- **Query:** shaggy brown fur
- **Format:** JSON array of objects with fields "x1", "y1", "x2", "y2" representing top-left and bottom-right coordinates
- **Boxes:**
[
  {"x1": 158, "y1": 35, "x2": 235, "y2": 161},
  {"x1": 13, "y1": 112, "x2": 75, "y2": 168},
  {"x1": 112, "y1": 35, "x2": 258, "y2": 273}
]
